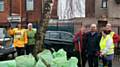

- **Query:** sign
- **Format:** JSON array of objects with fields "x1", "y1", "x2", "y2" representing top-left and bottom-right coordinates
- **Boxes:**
[{"x1": 7, "y1": 16, "x2": 21, "y2": 22}]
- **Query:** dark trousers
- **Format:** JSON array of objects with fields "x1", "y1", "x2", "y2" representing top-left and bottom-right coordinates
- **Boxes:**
[
  {"x1": 16, "y1": 47, "x2": 25, "y2": 56},
  {"x1": 88, "y1": 54, "x2": 99, "y2": 67},
  {"x1": 75, "y1": 51, "x2": 87, "y2": 67},
  {"x1": 102, "y1": 56, "x2": 112, "y2": 67},
  {"x1": 26, "y1": 45, "x2": 34, "y2": 55}
]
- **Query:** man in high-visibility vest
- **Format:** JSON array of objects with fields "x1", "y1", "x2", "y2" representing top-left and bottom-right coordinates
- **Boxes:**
[
  {"x1": 106, "y1": 23, "x2": 119, "y2": 47},
  {"x1": 26, "y1": 23, "x2": 36, "y2": 55},
  {"x1": 100, "y1": 28, "x2": 114, "y2": 67},
  {"x1": 8, "y1": 23, "x2": 28, "y2": 56}
]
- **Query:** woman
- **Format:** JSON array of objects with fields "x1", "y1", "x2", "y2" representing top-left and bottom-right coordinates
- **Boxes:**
[{"x1": 100, "y1": 29, "x2": 114, "y2": 67}]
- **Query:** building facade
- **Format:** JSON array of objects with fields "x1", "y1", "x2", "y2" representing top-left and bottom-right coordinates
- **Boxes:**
[
  {"x1": 0, "y1": 0, "x2": 41, "y2": 27},
  {"x1": 50, "y1": 0, "x2": 120, "y2": 33}
]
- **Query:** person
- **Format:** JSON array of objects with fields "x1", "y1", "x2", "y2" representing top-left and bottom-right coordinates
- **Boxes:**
[
  {"x1": 106, "y1": 23, "x2": 119, "y2": 47},
  {"x1": 8, "y1": 23, "x2": 28, "y2": 56},
  {"x1": 7, "y1": 25, "x2": 14, "y2": 38},
  {"x1": 26, "y1": 23, "x2": 36, "y2": 55},
  {"x1": 100, "y1": 28, "x2": 114, "y2": 67},
  {"x1": 73, "y1": 24, "x2": 87, "y2": 67},
  {"x1": 86, "y1": 24, "x2": 100, "y2": 67}
]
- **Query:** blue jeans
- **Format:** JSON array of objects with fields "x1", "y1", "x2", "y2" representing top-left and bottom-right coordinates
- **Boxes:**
[{"x1": 102, "y1": 54, "x2": 114, "y2": 67}]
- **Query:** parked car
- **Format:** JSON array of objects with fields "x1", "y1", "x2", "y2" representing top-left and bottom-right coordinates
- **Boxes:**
[
  {"x1": 0, "y1": 28, "x2": 15, "y2": 60},
  {"x1": 44, "y1": 31, "x2": 75, "y2": 57}
]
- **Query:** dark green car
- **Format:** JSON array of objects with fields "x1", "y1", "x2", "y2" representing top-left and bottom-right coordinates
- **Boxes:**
[{"x1": 44, "y1": 31, "x2": 75, "y2": 57}]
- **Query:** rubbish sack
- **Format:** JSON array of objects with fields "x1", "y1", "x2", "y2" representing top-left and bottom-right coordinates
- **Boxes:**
[
  {"x1": 51, "y1": 57, "x2": 78, "y2": 67},
  {"x1": 67, "y1": 57, "x2": 78, "y2": 67},
  {"x1": 50, "y1": 49, "x2": 68, "y2": 67},
  {"x1": 35, "y1": 59, "x2": 46, "y2": 67},
  {"x1": 37, "y1": 49, "x2": 53, "y2": 65},
  {"x1": 51, "y1": 57, "x2": 68, "y2": 67},
  {"x1": 0, "y1": 60, "x2": 16, "y2": 67},
  {"x1": 53, "y1": 49, "x2": 67, "y2": 59},
  {"x1": 50, "y1": 61, "x2": 68, "y2": 67},
  {"x1": 15, "y1": 54, "x2": 36, "y2": 67}
]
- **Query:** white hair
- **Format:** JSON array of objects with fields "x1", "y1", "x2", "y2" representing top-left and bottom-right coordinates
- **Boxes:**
[
  {"x1": 28, "y1": 23, "x2": 32, "y2": 26},
  {"x1": 106, "y1": 23, "x2": 112, "y2": 27},
  {"x1": 91, "y1": 24, "x2": 97, "y2": 27},
  {"x1": 28, "y1": 23, "x2": 33, "y2": 28}
]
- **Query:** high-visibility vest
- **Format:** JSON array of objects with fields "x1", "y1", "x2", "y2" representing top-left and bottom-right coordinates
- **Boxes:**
[
  {"x1": 100, "y1": 35, "x2": 114, "y2": 55},
  {"x1": 13, "y1": 28, "x2": 27, "y2": 47},
  {"x1": 110, "y1": 32, "x2": 115, "y2": 37}
]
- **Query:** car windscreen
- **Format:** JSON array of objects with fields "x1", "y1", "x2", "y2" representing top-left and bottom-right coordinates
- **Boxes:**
[
  {"x1": 60, "y1": 32, "x2": 73, "y2": 42},
  {"x1": 45, "y1": 31, "x2": 60, "y2": 40}
]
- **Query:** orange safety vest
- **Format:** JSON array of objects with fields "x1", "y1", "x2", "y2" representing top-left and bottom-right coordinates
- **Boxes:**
[{"x1": 8, "y1": 28, "x2": 28, "y2": 47}]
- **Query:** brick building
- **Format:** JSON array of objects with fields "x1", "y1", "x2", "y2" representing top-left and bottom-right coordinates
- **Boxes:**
[
  {"x1": 50, "y1": 0, "x2": 120, "y2": 33},
  {"x1": 0, "y1": 0, "x2": 41, "y2": 27}
]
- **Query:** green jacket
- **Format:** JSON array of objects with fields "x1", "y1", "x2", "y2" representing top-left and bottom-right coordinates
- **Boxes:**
[{"x1": 26, "y1": 29, "x2": 36, "y2": 45}]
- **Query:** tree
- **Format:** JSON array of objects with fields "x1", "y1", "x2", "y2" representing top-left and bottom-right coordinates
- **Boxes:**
[{"x1": 33, "y1": 0, "x2": 52, "y2": 58}]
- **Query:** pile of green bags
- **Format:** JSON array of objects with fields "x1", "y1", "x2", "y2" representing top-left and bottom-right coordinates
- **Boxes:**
[
  {"x1": 37, "y1": 49, "x2": 78, "y2": 67},
  {"x1": 0, "y1": 49, "x2": 78, "y2": 67}
]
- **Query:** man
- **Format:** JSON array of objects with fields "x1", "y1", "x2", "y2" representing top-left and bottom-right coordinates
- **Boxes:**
[
  {"x1": 8, "y1": 23, "x2": 28, "y2": 56},
  {"x1": 100, "y1": 28, "x2": 114, "y2": 67},
  {"x1": 106, "y1": 23, "x2": 119, "y2": 47},
  {"x1": 26, "y1": 23, "x2": 36, "y2": 55},
  {"x1": 86, "y1": 24, "x2": 100, "y2": 67},
  {"x1": 73, "y1": 24, "x2": 87, "y2": 67}
]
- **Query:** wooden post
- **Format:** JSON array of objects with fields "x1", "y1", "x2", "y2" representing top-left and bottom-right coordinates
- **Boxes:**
[{"x1": 20, "y1": 0, "x2": 22, "y2": 23}]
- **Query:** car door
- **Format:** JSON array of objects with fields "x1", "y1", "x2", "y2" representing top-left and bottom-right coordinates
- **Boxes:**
[
  {"x1": 60, "y1": 32, "x2": 74, "y2": 53},
  {"x1": 44, "y1": 31, "x2": 61, "y2": 51}
]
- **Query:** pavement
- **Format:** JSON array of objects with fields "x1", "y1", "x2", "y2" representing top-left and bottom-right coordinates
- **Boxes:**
[
  {"x1": 112, "y1": 60, "x2": 120, "y2": 67},
  {"x1": 85, "y1": 59, "x2": 120, "y2": 67}
]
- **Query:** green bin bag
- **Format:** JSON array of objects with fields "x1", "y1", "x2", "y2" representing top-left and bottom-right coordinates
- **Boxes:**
[
  {"x1": 53, "y1": 49, "x2": 67, "y2": 58},
  {"x1": 35, "y1": 59, "x2": 46, "y2": 67},
  {"x1": 37, "y1": 49, "x2": 53, "y2": 65},
  {"x1": 15, "y1": 54, "x2": 36, "y2": 67},
  {"x1": 67, "y1": 57, "x2": 78, "y2": 67},
  {"x1": 0, "y1": 60, "x2": 16, "y2": 67},
  {"x1": 51, "y1": 49, "x2": 68, "y2": 67}
]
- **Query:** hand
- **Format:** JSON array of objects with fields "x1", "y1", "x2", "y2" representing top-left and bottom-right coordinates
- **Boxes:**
[
  {"x1": 99, "y1": 52, "x2": 104, "y2": 57},
  {"x1": 95, "y1": 51, "x2": 100, "y2": 56}
]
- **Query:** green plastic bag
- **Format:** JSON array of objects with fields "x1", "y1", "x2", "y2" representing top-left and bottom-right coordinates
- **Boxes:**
[
  {"x1": 15, "y1": 54, "x2": 36, "y2": 67},
  {"x1": 51, "y1": 49, "x2": 68, "y2": 67},
  {"x1": 0, "y1": 60, "x2": 16, "y2": 67},
  {"x1": 51, "y1": 57, "x2": 68, "y2": 67},
  {"x1": 35, "y1": 59, "x2": 46, "y2": 67},
  {"x1": 37, "y1": 49, "x2": 53, "y2": 65},
  {"x1": 68, "y1": 57, "x2": 78, "y2": 67},
  {"x1": 51, "y1": 57, "x2": 78, "y2": 67},
  {"x1": 53, "y1": 49, "x2": 67, "y2": 58}
]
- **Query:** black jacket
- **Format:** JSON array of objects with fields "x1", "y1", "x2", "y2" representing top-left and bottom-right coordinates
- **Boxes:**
[{"x1": 86, "y1": 32, "x2": 100, "y2": 55}]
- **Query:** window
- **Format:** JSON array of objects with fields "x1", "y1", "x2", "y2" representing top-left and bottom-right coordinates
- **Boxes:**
[
  {"x1": 49, "y1": 32, "x2": 60, "y2": 39},
  {"x1": 0, "y1": 0, "x2": 4, "y2": 11},
  {"x1": 101, "y1": 0, "x2": 107, "y2": 8},
  {"x1": 26, "y1": 0, "x2": 34, "y2": 11},
  {"x1": 60, "y1": 32, "x2": 73, "y2": 42}
]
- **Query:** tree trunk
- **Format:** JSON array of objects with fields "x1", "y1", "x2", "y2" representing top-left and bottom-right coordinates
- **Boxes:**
[{"x1": 33, "y1": 13, "x2": 50, "y2": 58}]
